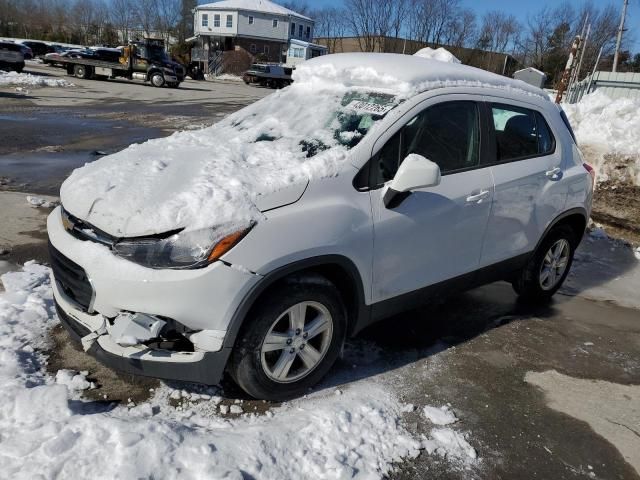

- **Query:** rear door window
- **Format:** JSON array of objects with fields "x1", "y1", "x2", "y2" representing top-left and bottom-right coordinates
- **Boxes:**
[{"x1": 490, "y1": 104, "x2": 555, "y2": 162}]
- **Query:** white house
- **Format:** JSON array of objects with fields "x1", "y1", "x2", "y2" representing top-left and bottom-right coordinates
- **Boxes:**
[{"x1": 193, "y1": 0, "x2": 325, "y2": 70}]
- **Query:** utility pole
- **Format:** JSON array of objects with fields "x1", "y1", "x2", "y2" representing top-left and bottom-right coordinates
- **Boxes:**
[{"x1": 612, "y1": 0, "x2": 629, "y2": 72}]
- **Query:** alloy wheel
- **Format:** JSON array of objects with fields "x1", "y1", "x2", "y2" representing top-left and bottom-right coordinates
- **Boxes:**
[
  {"x1": 539, "y1": 238, "x2": 570, "y2": 290},
  {"x1": 260, "y1": 301, "x2": 333, "y2": 383}
]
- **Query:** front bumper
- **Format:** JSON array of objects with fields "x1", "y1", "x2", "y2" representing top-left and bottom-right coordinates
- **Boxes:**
[
  {"x1": 55, "y1": 298, "x2": 230, "y2": 384},
  {"x1": 47, "y1": 207, "x2": 261, "y2": 334}
]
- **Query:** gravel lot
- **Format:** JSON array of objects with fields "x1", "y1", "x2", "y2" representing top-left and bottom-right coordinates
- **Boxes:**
[{"x1": 1, "y1": 63, "x2": 638, "y2": 479}]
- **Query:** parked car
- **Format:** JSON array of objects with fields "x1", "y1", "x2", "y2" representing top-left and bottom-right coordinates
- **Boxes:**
[
  {"x1": 243, "y1": 63, "x2": 292, "y2": 88},
  {"x1": 0, "y1": 41, "x2": 25, "y2": 72},
  {"x1": 48, "y1": 53, "x2": 593, "y2": 401},
  {"x1": 15, "y1": 43, "x2": 33, "y2": 60},
  {"x1": 20, "y1": 40, "x2": 49, "y2": 58}
]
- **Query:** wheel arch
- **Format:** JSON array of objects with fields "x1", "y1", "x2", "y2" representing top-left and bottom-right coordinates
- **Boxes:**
[
  {"x1": 222, "y1": 255, "x2": 369, "y2": 350},
  {"x1": 536, "y1": 207, "x2": 588, "y2": 251}
]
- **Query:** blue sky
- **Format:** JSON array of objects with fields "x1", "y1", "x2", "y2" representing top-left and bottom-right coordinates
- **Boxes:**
[{"x1": 306, "y1": 0, "x2": 640, "y2": 51}]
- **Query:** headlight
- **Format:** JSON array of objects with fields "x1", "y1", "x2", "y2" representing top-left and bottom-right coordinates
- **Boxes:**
[{"x1": 112, "y1": 224, "x2": 253, "y2": 269}]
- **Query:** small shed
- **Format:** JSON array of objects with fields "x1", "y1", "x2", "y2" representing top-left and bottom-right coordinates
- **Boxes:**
[{"x1": 513, "y1": 67, "x2": 546, "y2": 89}]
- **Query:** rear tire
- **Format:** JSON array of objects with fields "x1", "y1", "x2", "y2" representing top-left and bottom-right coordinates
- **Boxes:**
[
  {"x1": 73, "y1": 64, "x2": 91, "y2": 79},
  {"x1": 512, "y1": 225, "x2": 577, "y2": 302},
  {"x1": 229, "y1": 274, "x2": 347, "y2": 401}
]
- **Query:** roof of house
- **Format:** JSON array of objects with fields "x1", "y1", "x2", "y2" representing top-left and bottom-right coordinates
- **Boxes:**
[{"x1": 198, "y1": 0, "x2": 312, "y2": 21}]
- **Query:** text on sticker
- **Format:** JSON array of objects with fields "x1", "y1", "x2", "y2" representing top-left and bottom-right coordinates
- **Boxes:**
[{"x1": 346, "y1": 100, "x2": 394, "y2": 116}]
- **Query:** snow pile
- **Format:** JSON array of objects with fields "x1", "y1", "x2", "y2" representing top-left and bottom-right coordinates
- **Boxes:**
[
  {"x1": 422, "y1": 405, "x2": 458, "y2": 425},
  {"x1": 26, "y1": 195, "x2": 58, "y2": 208},
  {"x1": 0, "y1": 71, "x2": 73, "y2": 87},
  {"x1": 54, "y1": 369, "x2": 93, "y2": 391},
  {"x1": 294, "y1": 53, "x2": 546, "y2": 100},
  {"x1": 413, "y1": 47, "x2": 461, "y2": 64},
  {"x1": 423, "y1": 428, "x2": 477, "y2": 462},
  {"x1": 563, "y1": 91, "x2": 640, "y2": 185},
  {"x1": 0, "y1": 263, "x2": 422, "y2": 479},
  {"x1": 420, "y1": 404, "x2": 477, "y2": 463}
]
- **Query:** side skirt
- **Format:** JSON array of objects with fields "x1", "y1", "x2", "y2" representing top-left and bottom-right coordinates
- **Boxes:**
[{"x1": 356, "y1": 252, "x2": 531, "y2": 333}]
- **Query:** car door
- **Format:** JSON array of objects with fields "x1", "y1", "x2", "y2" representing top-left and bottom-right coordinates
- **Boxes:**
[
  {"x1": 480, "y1": 101, "x2": 567, "y2": 267},
  {"x1": 369, "y1": 98, "x2": 494, "y2": 305}
]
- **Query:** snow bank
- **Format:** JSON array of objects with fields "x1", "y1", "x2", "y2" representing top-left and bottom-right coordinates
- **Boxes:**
[
  {"x1": 563, "y1": 91, "x2": 640, "y2": 185},
  {"x1": 413, "y1": 47, "x2": 461, "y2": 64},
  {"x1": 0, "y1": 71, "x2": 73, "y2": 87},
  {"x1": 0, "y1": 264, "x2": 422, "y2": 479}
]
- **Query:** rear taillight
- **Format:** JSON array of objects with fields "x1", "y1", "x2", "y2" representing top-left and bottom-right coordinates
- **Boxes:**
[{"x1": 583, "y1": 163, "x2": 596, "y2": 188}]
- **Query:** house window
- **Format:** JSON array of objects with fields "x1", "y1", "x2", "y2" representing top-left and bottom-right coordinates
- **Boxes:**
[
  {"x1": 273, "y1": 19, "x2": 278, "y2": 28},
  {"x1": 289, "y1": 46, "x2": 304, "y2": 58},
  {"x1": 250, "y1": 44, "x2": 256, "y2": 54},
  {"x1": 290, "y1": 22, "x2": 295, "y2": 35},
  {"x1": 248, "y1": 15, "x2": 254, "y2": 25},
  {"x1": 264, "y1": 45, "x2": 270, "y2": 55},
  {"x1": 202, "y1": 14, "x2": 208, "y2": 27},
  {"x1": 298, "y1": 24, "x2": 303, "y2": 37},
  {"x1": 306, "y1": 26, "x2": 311, "y2": 39},
  {"x1": 214, "y1": 14, "x2": 220, "y2": 27},
  {"x1": 226, "y1": 14, "x2": 233, "y2": 28}
]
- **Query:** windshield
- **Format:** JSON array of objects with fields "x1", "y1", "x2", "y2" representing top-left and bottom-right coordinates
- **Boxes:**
[{"x1": 229, "y1": 88, "x2": 399, "y2": 160}]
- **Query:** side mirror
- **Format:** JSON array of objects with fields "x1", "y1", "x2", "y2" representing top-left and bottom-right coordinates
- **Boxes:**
[{"x1": 383, "y1": 154, "x2": 441, "y2": 208}]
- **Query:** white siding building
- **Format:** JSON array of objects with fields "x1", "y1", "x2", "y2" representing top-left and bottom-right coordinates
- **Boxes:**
[{"x1": 193, "y1": 0, "x2": 325, "y2": 72}]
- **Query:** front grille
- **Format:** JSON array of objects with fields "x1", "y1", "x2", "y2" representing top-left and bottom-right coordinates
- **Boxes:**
[{"x1": 49, "y1": 241, "x2": 94, "y2": 311}]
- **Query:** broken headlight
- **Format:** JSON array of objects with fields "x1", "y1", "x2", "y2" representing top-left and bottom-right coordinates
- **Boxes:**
[{"x1": 112, "y1": 224, "x2": 253, "y2": 269}]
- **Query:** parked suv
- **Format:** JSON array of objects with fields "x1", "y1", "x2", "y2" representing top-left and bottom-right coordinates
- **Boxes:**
[
  {"x1": 0, "y1": 41, "x2": 25, "y2": 72},
  {"x1": 48, "y1": 53, "x2": 593, "y2": 400}
]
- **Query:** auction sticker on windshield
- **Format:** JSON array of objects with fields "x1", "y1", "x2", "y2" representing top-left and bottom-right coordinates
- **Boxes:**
[{"x1": 346, "y1": 100, "x2": 394, "y2": 116}]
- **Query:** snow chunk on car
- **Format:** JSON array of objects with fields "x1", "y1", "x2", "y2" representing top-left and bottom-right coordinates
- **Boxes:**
[{"x1": 60, "y1": 81, "x2": 400, "y2": 237}]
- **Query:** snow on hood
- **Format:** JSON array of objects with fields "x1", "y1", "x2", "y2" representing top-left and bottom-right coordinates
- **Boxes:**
[
  {"x1": 413, "y1": 47, "x2": 461, "y2": 64},
  {"x1": 61, "y1": 83, "x2": 397, "y2": 237}
]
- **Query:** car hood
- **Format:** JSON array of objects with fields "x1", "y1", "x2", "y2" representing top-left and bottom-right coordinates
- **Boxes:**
[{"x1": 60, "y1": 88, "x2": 349, "y2": 238}]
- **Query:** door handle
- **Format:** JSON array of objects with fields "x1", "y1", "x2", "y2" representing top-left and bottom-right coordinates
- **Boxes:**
[
  {"x1": 466, "y1": 190, "x2": 490, "y2": 203},
  {"x1": 545, "y1": 167, "x2": 562, "y2": 179}
]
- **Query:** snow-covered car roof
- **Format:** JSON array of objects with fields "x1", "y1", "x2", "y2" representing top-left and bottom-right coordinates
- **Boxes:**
[{"x1": 293, "y1": 53, "x2": 547, "y2": 100}]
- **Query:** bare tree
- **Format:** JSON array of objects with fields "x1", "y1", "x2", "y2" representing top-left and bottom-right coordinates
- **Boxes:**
[
  {"x1": 476, "y1": 11, "x2": 520, "y2": 54},
  {"x1": 314, "y1": 7, "x2": 347, "y2": 52}
]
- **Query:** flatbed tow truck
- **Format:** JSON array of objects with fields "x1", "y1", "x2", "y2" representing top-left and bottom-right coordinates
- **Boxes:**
[{"x1": 48, "y1": 39, "x2": 185, "y2": 88}]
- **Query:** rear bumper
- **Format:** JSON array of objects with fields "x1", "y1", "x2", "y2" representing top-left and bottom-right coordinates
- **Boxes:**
[{"x1": 55, "y1": 299, "x2": 230, "y2": 385}]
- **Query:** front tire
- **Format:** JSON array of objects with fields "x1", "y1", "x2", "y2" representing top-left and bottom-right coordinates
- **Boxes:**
[
  {"x1": 150, "y1": 72, "x2": 165, "y2": 87},
  {"x1": 230, "y1": 275, "x2": 346, "y2": 401},
  {"x1": 512, "y1": 225, "x2": 577, "y2": 302}
]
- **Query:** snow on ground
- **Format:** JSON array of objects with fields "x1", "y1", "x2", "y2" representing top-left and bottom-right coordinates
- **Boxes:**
[
  {"x1": 563, "y1": 226, "x2": 640, "y2": 310},
  {"x1": 0, "y1": 71, "x2": 74, "y2": 88},
  {"x1": 563, "y1": 91, "x2": 640, "y2": 186},
  {"x1": 0, "y1": 263, "x2": 481, "y2": 478},
  {"x1": 214, "y1": 74, "x2": 244, "y2": 82},
  {"x1": 422, "y1": 405, "x2": 458, "y2": 425}
]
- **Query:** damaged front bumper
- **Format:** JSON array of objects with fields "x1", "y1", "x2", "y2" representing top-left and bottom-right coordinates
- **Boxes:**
[{"x1": 52, "y1": 274, "x2": 231, "y2": 385}]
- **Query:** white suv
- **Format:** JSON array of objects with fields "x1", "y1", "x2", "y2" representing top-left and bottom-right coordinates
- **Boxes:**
[{"x1": 48, "y1": 53, "x2": 593, "y2": 400}]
